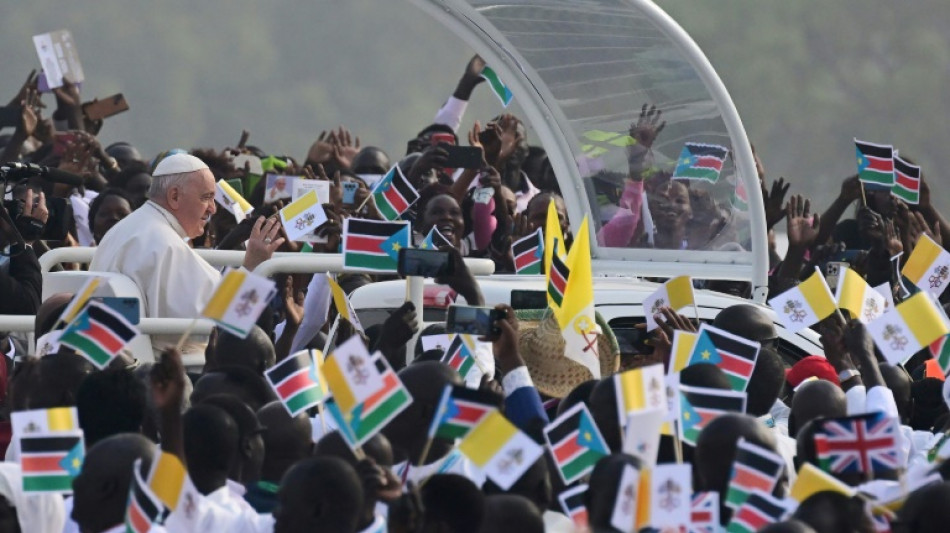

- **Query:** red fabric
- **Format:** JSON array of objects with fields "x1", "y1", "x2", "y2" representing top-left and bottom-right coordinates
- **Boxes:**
[{"x1": 786, "y1": 355, "x2": 840, "y2": 387}]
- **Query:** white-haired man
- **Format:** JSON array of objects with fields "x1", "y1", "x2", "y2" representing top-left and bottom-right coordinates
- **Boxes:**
[{"x1": 91, "y1": 153, "x2": 283, "y2": 321}]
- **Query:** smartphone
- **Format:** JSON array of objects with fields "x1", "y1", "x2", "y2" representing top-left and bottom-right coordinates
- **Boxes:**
[
  {"x1": 825, "y1": 261, "x2": 847, "y2": 288},
  {"x1": 91, "y1": 296, "x2": 141, "y2": 325},
  {"x1": 446, "y1": 304, "x2": 506, "y2": 336},
  {"x1": 398, "y1": 248, "x2": 453, "y2": 278},
  {"x1": 342, "y1": 181, "x2": 359, "y2": 205},
  {"x1": 430, "y1": 132, "x2": 456, "y2": 147},
  {"x1": 0, "y1": 106, "x2": 21, "y2": 129},
  {"x1": 82, "y1": 93, "x2": 130, "y2": 121},
  {"x1": 510, "y1": 290, "x2": 547, "y2": 310},
  {"x1": 53, "y1": 132, "x2": 77, "y2": 156},
  {"x1": 439, "y1": 143, "x2": 483, "y2": 169}
]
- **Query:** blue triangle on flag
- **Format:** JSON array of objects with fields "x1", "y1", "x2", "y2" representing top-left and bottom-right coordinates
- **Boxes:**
[
  {"x1": 689, "y1": 330, "x2": 722, "y2": 367},
  {"x1": 59, "y1": 441, "x2": 84, "y2": 477},
  {"x1": 576, "y1": 410, "x2": 609, "y2": 455},
  {"x1": 380, "y1": 225, "x2": 410, "y2": 261}
]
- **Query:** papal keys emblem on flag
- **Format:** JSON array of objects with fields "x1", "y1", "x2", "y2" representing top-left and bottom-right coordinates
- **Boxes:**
[
  {"x1": 881, "y1": 325, "x2": 909, "y2": 352},
  {"x1": 235, "y1": 289, "x2": 260, "y2": 318},
  {"x1": 783, "y1": 300, "x2": 807, "y2": 323}
]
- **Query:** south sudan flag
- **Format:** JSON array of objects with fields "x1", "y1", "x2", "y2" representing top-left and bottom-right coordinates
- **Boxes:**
[{"x1": 342, "y1": 218, "x2": 410, "y2": 273}]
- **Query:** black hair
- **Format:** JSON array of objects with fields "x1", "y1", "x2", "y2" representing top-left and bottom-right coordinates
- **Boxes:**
[
  {"x1": 192, "y1": 365, "x2": 276, "y2": 410},
  {"x1": 87, "y1": 188, "x2": 133, "y2": 237},
  {"x1": 199, "y1": 394, "x2": 264, "y2": 445},
  {"x1": 745, "y1": 347, "x2": 786, "y2": 417},
  {"x1": 110, "y1": 160, "x2": 150, "y2": 189},
  {"x1": 76, "y1": 368, "x2": 147, "y2": 447},
  {"x1": 184, "y1": 404, "x2": 239, "y2": 477},
  {"x1": 420, "y1": 474, "x2": 485, "y2": 533}
]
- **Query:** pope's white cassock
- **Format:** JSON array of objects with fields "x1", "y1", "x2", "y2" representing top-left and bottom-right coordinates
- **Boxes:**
[{"x1": 90, "y1": 200, "x2": 220, "y2": 345}]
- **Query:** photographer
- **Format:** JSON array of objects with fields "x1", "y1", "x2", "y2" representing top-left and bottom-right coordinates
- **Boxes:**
[{"x1": 0, "y1": 183, "x2": 47, "y2": 315}]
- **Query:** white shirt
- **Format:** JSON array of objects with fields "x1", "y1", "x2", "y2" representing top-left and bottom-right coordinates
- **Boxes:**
[
  {"x1": 394, "y1": 449, "x2": 485, "y2": 488},
  {"x1": 90, "y1": 201, "x2": 220, "y2": 349}
]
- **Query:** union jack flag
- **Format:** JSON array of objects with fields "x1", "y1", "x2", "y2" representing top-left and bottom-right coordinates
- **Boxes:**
[
  {"x1": 813, "y1": 412, "x2": 900, "y2": 476},
  {"x1": 690, "y1": 491, "x2": 720, "y2": 533}
]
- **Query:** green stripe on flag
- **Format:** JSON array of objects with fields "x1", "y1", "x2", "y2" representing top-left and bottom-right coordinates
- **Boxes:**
[
  {"x1": 436, "y1": 422, "x2": 470, "y2": 441},
  {"x1": 373, "y1": 191, "x2": 400, "y2": 220},
  {"x1": 457, "y1": 357, "x2": 475, "y2": 379},
  {"x1": 480, "y1": 66, "x2": 513, "y2": 107},
  {"x1": 344, "y1": 252, "x2": 397, "y2": 272},
  {"x1": 286, "y1": 388, "x2": 324, "y2": 414},
  {"x1": 23, "y1": 474, "x2": 73, "y2": 492},
  {"x1": 892, "y1": 186, "x2": 919, "y2": 204},
  {"x1": 60, "y1": 333, "x2": 113, "y2": 367},
  {"x1": 859, "y1": 170, "x2": 893, "y2": 186},
  {"x1": 353, "y1": 388, "x2": 412, "y2": 441},
  {"x1": 726, "y1": 486, "x2": 750, "y2": 508},
  {"x1": 676, "y1": 168, "x2": 721, "y2": 183},
  {"x1": 560, "y1": 449, "x2": 602, "y2": 481},
  {"x1": 517, "y1": 263, "x2": 541, "y2": 275}
]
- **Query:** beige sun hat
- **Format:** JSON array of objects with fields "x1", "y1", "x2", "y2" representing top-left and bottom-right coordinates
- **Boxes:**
[{"x1": 516, "y1": 308, "x2": 620, "y2": 398}]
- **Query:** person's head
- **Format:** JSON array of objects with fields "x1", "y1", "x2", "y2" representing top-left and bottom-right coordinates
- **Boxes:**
[
  {"x1": 197, "y1": 394, "x2": 266, "y2": 484},
  {"x1": 525, "y1": 192, "x2": 567, "y2": 236},
  {"x1": 147, "y1": 153, "x2": 216, "y2": 238},
  {"x1": 785, "y1": 356, "x2": 840, "y2": 392},
  {"x1": 788, "y1": 380, "x2": 847, "y2": 437},
  {"x1": 313, "y1": 431, "x2": 394, "y2": 528},
  {"x1": 880, "y1": 364, "x2": 913, "y2": 425},
  {"x1": 183, "y1": 403, "x2": 239, "y2": 495},
  {"x1": 586, "y1": 453, "x2": 644, "y2": 532},
  {"x1": 896, "y1": 481, "x2": 950, "y2": 533},
  {"x1": 792, "y1": 491, "x2": 873, "y2": 533},
  {"x1": 273, "y1": 457, "x2": 364, "y2": 533},
  {"x1": 27, "y1": 352, "x2": 95, "y2": 409},
  {"x1": 256, "y1": 401, "x2": 313, "y2": 483},
  {"x1": 681, "y1": 362, "x2": 733, "y2": 390},
  {"x1": 746, "y1": 347, "x2": 786, "y2": 417},
  {"x1": 556, "y1": 379, "x2": 598, "y2": 417},
  {"x1": 713, "y1": 304, "x2": 778, "y2": 348},
  {"x1": 33, "y1": 293, "x2": 72, "y2": 339},
  {"x1": 420, "y1": 474, "x2": 485, "y2": 533},
  {"x1": 351, "y1": 146, "x2": 391, "y2": 175},
  {"x1": 588, "y1": 378, "x2": 622, "y2": 453},
  {"x1": 417, "y1": 185, "x2": 464, "y2": 249},
  {"x1": 88, "y1": 188, "x2": 133, "y2": 243},
  {"x1": 521, "y1": 146, "x2": 558, "y2": 193},
  {"x1": 694, "y1": 414, "x2": 781, "y2": 524},
  {"x1": 76, "y1": 368, "x2": 147, "y2": 447},
  {"x1": 104, "y1": 142, "x2": 143, "y2": 169},
  {"x1": 647, "y1": 180, "x2": 692, "y2": 242},
  {"x1": 191, "y1": 366, "x2": 276, "y2": 410},
  {"x1": 911, "y1": 377, "x2": 949, "y2": 431},
  {"x1": 209, "y1": 326, "x2": 276, "y2": 375},
  {"x1": 71, "y1": 433, "x2": 154, "y2": 533},
  {"x1": 477, "y1": 494, "x2": 544, "y2": 533},
  {"x1": 406, "y1": 124, "x2": 458, "y2": 156},
  {"x1": 383, "y1": 362, "x2": 462, "y2": 463}
]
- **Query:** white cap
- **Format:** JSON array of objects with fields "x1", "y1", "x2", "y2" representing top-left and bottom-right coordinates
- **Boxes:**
[{"x1": 152, "y1": 153, "x2": 210, "y2": 177}]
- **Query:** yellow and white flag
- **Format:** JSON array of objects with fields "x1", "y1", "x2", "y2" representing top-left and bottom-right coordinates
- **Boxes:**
[
  {"x1": 458, "y1": 410, "x2": 544, "y2": 491},
  {"x1": 902, "y1": 234, "x2": 950, "y2": 297},
  {"x1": 201, "y1": 267, "x2": 277, "y2": 338},
  {"x1": 836, "y1": 267, "x2": 886, "y2": 324},
  {"x1": 322, "y1": 335, "x2": 385, "y2": 415},
  {"x1": 669, "y1": 330, "x2": 698, "y2": 374},
  {"x1": 214, "y1": 179, "x2": 252, "y2": 223},
  {"x1": 57, "y1": 277, "x2": 101, "y2": 326},
  {"x1": 613, "y1": 364, "x2": 667, "y2": 426},
  {"x1": 609, "y1": 463, "x2": 640, "y2": 533},
  {"x1": 10, "y1": 407, "x2": 78, "y2": 435},
  {"x1": 636, "y1": 463, "x2": 692, "y2": 532},
  {"x1": 279, "y1": 189, "x2": 328, "y2": 242},
  {"x1": 326, "y1": 274, "x2": 364, "y2": 334},
  {"x1": 555, "y1": 217, "x2": 601, "y2": 379},
  {"x1": 768, "y1": 267, "x2": 836, "y2": 333},
  {"x1": 148, "y1": 448, "x2": 207, "y2": 531},
  {"x1": 544, "y1": 198, "x2": 568, "y2": 309},
  {"x1": 623, "y1": 408, "x2": 665, "y2": 467},
  {"x1": 642, "y1": 276, "x2": 695, "y2": 331},
  {"x1": 867, "y1": 291, "x2": 950, "y2": 364}
]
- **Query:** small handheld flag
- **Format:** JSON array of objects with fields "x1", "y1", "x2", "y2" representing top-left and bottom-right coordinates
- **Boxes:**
[
  {"x1": 930, "y1": 335, "x2": 950, "y2": 377},
  {"x1": 768, "y1": 267, "x2": 837, "y2": 333},
  {"x1": 279, "y1": 189, "x2": 328, "y2": 242},
  {"x1": 789, "y1": 463, "x2": 856, "y2": 503},
  {"x1": 671, "y1": 142, "x2": 729, "y2": 183},
  {"x1": 59, "y1": 301, "x2": 139, "y2": 369},
  {"x1": 867, "y1": 291, "x2": 950, "y2": 365},
  {"x1": 326, "y1": 354, "x2": 413, "y2": 447},
  {"x1": 892, "y1": 155, "x2": 921, "y2": 205},
  {"x1": 21, "y1": 430, "x2": 84, "y2": 493},
  {"x1": 420, "y1": 226, "x2": 452, "y2": 250},
  {"x1": 512, "y1": 228, "x2": 544, "y2": 275},
  {"x1": 372, "y1": 165, "x2": 419, "y2": 221},
  {"x1": 622, "y1": 408, "x2": 665, "y2": 467},
  {"x1": 547, "y1": 243, "x2": 570, "y2": 307},
  {"x1": 544, "y1": 198, "x2": 567, "y2": 302},
  {"x1": 215, "y1": 179, "x2": 252, "y2": 223},
  {"x1": 440, "y1": 335, "x2": 478, "y2": 382},
  {"x1": 614, "y1": 364, "x2": 667, "y2": 426},
  {"x1": 642, "y1": 276, "x2": 695, "y2": 331},
  {"x1": 676, "y1": 384, "x2": 747, "y2": 447},
  {"x1": 556, "y1": 217, "x2": 602, "y2": 380},
  {"x1": 724, "y1": 438, "x2": 786, "y2": 510},
  {"x1": 813, "y1": 412, "x2": 900, "y2": 476},
  {"x1": 427, "y1": 384, "x2": 497, "y2": 441},
  {"x1": 726, "y1": 492, "x2": 790, "y2": 533},
  {"x1": 836, "y1": 266, "x2": 887, "y2": 324},
  {"x1": 855, "y1": 139, "x2": 895, "y2": 187},
  {"x1": 126, "y1": 458, "x2": 169, "y2": 533},
  {"x1": 480, "y1": 66, "x2": 513, "y2": 107},
  {"x1": 323, "y1": 335, "x2": 385, "y2": 415},
  {"x1": 687, "y1": 324, "x2": 761, "y2": 392},
  {"x1": 327, "y1": 274, "x2": 364, "y2": 334},
  {"x1": 543, "y1": 403, "x2": 610, "y2": 484},
  {"x1": 201, "y1": 267, "x2": 277, "y2": 339},
  {"x1": 902, "y1": 234, "x2": 950, "y2": 297},
  {"x1": 558, "y1": 484, "x2": 589, "y2": 529},
  {"x1": 266, "y1": 349, "x2": 327, "y2": 417},
  {"x1": 638, "y1": 463, "x2": 693, "y2": 531},
  {"x1": 609, "y1": 463, "x2": 640, "y2": 533},
  {"x1": 11, "y1": 407, "x2": 79, "y2": 436},
  {"x1": 56, "y1": 276, "x2": 101, "y2": 327},
  {"x1": 342, "y1": 218, "x2": 411, "y2": 273},
  {"x1": 691, "y1": 492, "x2": 721, "y2": 533},
  {"x1": 458, "y1": 410, "x2": 544, "y2": 490}
]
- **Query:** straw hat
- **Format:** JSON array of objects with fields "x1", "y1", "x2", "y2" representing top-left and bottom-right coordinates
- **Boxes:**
[{"x1": 516, "y1": 308, "x2": 620, "y2": 398}]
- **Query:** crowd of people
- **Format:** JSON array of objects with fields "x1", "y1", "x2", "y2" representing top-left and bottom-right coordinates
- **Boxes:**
[{"x1": 1, "y1": 49, "x2": 950, "y2": 533}]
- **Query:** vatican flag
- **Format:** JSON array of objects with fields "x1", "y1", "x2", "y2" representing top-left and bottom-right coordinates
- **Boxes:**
[{"x1": 556, "y1": 217, "x2": 601, "y2": 379}]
